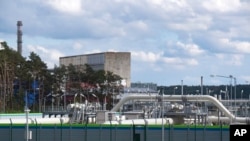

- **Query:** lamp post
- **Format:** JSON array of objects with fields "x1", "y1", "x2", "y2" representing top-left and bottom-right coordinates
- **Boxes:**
[
  {"x1": 173, "y1": 87, "x2": 178, "y2": 95},
  {"x1": 30, "y1": 72, "x2": 36, "y2": 112},
  {"x1": 112, "y1": 88, "x2": 114, "y2": 108},
  {"x1": 241, "y1": 90, "x2": 244, "y2": 100},
  {"x1": 60, "y1": 93, "x2": 66, "y2": 111},
  {"x1": 92, "y1": 94, "x2": 99, "y2": 111},
  {"x1": 161, "y1": 89, "x2": 164, "y2": 141},
  {"x1": 104, "y1": 80, "x2": 108, "y2": 110},
  {"x1": 44, "y1": 93, "x2": 52, "y2": 112},
  {"x1": 25, "y1": 91, "x2": 31, "y2": 141},
  {"x1": 51, "y1": 94, "x2": 54, "y2": 112},
  {"x1": 211, "y1": 74, "x2": 232, "y2": 94},
  {"x1": 210, "y1": 75, "x2": 233, "y2": 104},
  {"x1": 43, "y1": 97, "x2": 46, "y2": 112},
  {"x1": 74, "y1": 93, "x2": 79, "y2": 104},
  {"x1": 62, "y1": 74, "x2": 68, "y2": 110},
  {"x1": 181, "y1": 80, "x2": 183, "y2": 95},
  {"x1": 104, "y1": 92, "x2": 107, "y2": 111}
]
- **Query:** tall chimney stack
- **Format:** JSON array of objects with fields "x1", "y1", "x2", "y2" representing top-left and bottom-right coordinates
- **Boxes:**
[{"x1": 17, "y1": 21, "x2": 23, "y2": 55}]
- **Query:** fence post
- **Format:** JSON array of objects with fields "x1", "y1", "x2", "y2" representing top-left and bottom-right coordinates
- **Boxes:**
[
  {"x1": 203, "y1": 124, "x2": 206, "y2": 141},
  {"x1": 194, "y1": 122, "x2": 197, "y2": 141},
  {"x1": 54, "y1": 124, "x2": 56, "y2": 141},
  {"x1": 109, "y1": 113, "x2": 112, "y2": 141},
  {"x1": 220, "y1": 122, "x2": 222, "y2": 141},
  {"x1": 35, "y1": 119, "x2": 38, "y2": 141},
  {"x1": 9, "y1": 119, "x2": 12, "y2": 141},
  {"x1": 84, "y1": 123, "x2": 87, "y2": 141},
  {"x1": 60, "y1": 119, "x2": 63, "y2": 141},
  {"x1": 130, "y1": 123, "x2": 134, "y2": 141},
  {"x1": 110, "y1": 120, "x2": 112, "y2": 141},
  {"x1": 69, "y1": 123, "x2": 72, "y2": 141},
  {"x1": 169, "y1": 123, "x2": 171, "y2": 141},
  {"x1": 133, "y1": 124, "x2": 135, "y2": 141},
  {"x1": 99, "y1": 124, "x2": 102, "y2": 141},
  {"x1": 115, "y1": 124, "x2": 117, "y2": 141}
]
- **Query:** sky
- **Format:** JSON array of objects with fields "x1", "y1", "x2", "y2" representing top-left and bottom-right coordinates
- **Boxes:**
[{"x1": 0, "y1": 0, "x2": 250, "y2": 86}]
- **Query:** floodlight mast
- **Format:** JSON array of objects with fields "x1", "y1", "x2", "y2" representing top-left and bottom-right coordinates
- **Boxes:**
[
  {"x1": 25, "y1": 91, "x2": 30, "y2": 141},
  {"x1": 210, "y1": 75, "x2": 233, "y2": 101},
  {"x1": 210, "y1": 74, "x2": 237, "y2": 117}
]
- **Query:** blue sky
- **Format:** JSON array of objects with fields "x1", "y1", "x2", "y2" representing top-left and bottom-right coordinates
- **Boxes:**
[{"x1": 0, "y1": 0, "x2": 250, "y2": 86}]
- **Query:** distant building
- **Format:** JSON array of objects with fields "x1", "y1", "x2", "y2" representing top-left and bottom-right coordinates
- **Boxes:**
[
  {"x1": 59, "y1": 52, "x2": 131, "y2": 87},
  {"x1": 117, "y1": 82, "x2": 158, "y2": 100},
  {"x1": 131, "y1": 82, "x2": 158, "y2": 91},
  {"x1": 125, "y1": 82, "x2": 158, "y2": 93}
]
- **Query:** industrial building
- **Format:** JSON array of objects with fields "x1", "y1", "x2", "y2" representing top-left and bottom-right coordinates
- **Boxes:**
[{"x1": 59, "y1": 52, "x2": 131, "y2": 87}]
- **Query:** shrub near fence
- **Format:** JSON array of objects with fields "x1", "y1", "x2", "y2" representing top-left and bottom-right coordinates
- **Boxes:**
[{"x1": 0, "y1": 123, "x2": 229, "y2": 141}]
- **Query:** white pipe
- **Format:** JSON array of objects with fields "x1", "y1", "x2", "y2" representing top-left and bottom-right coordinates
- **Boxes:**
[
  {"x1": 103, "y1": 118, "x2": 174, "y2": 125},
  {"x1": 208, "y1": 116, "x2": 249, "y2": 124},
  {"x1": 111, "y1": 94, "x2": 235, "y2": 120},
  {"x1": 0, "y1": 117, "x2": 69, "y2": 124}
]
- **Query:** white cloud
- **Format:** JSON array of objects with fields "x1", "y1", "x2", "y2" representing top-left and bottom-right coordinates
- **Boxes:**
[
  {"x1": 128, "y1": 20, "x2": 148, "y2": 32},
  {"x1": 227, "y1": 54, "x2": 244, "y2": 66},
  {"x1": 202, "y1": 0, "x2": 241, "y2": 12},
  {"x1": 162, "y1": 57, "x2": 198, "y2": 66},
  {"x1": 149, "y1": 0, "x2": 189, "y2": 12},
  {"x1": 27, "y1": 44, "x2": 64, "y2": 68},
  {"x1": 215, "y1": 53, "x2": 225, "y2": 60},
  {"x1": 219, "y1": 38, "x2": 250, "y2": 53},
  {"x1": 45, "y1": 0, "x2": 83, "y2": 15},
  {"x1": 240, "y1": 75, "x2": 250, "y2": 83},
  {"x1": 168, "y1": 14, "x2": 212, "y2": 31},
  {"x1": 132, "y1": 51, "x2": 163, "y2": 63},
  {"x1": 131, "y1": 50, "x2": 199, "y2": 71},
  {"x1": 186, "y1": 58, "x2": 199, "y2": 66},
  {"x1": 0, "y1": 39, "x2": 5, "y2": 50},
  {"x1": 215, "y1": 53, "x2": 244, "y2": 66},
  {"x1": 36, "y1": 46, "x2": 49, "y2": 54},
  {"x1": 50, "y1": 49, "x2": 64, "y2": 62},
  {"x1": 85, "y1": 49, "x2": 102, "y2": 54},
  {"x1": 0, "y1": 44, "x2": 3, "y2": 50},
  {"x1": 162, "y1": 57, "x2": 181, "y2": 64},
  {"x1": 73, "y1": 42, "x2": 83, "y2": 50},
  {"x1": 27, "y1": 45, "x2": 37, "y2": 52},
  {"x1": 176, "y1": 41, "x2": 205, "y2": 56}
]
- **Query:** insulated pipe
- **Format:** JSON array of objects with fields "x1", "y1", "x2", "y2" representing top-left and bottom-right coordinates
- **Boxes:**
[
  {"x1": 111, "y1": 94, "x2": 235, "y2": 120},
  {"x1": 207, "y1": 116, "x2": 249, "y2": 124}
]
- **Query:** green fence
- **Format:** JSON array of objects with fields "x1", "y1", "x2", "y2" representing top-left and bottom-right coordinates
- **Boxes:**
[{"x1": 0, "y1": 123, "x2": 229, "y2": 141}]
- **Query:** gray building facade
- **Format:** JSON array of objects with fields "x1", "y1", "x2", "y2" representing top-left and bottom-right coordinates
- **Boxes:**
[{"x1": 59, "y1": 52, "x2": 131, "y2": 87}]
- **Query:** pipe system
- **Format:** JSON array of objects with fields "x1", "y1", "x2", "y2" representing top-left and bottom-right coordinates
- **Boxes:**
[{"x1": 111, "y1": 94, "x2": 235, "y2": 120}]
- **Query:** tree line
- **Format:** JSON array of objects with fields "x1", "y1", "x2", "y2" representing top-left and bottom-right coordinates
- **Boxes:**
[{"x1": 0, "y1": 42, "x2": 123, "y2": 113}]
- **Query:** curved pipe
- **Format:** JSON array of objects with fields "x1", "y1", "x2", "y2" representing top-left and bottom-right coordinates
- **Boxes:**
[{"x1": 111, "y1": 94, "x2": 235, "y2": 120}]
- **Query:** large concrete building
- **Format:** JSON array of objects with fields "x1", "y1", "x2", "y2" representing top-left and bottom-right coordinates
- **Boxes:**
[{"x1": 59, "y1": 52, "x2": 131, "y2": 87}]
